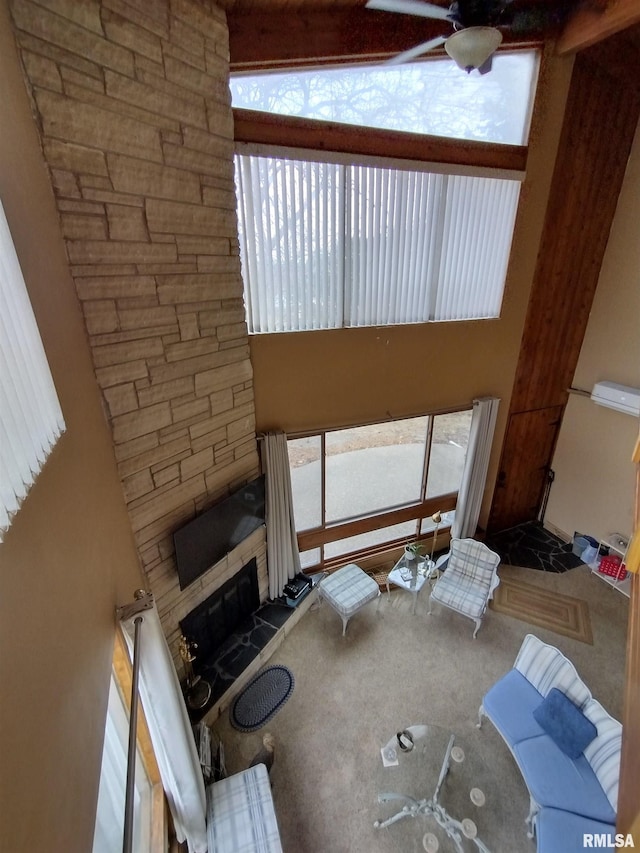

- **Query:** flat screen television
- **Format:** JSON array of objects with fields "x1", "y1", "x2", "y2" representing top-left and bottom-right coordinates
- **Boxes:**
[{"x1": 173, "y1": 475, "x2": 266, "y2": 591}]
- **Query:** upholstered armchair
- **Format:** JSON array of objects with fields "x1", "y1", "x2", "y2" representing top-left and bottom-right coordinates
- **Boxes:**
[{"x1": 428, "y1": 538, "x2": 501, "y2": 638}]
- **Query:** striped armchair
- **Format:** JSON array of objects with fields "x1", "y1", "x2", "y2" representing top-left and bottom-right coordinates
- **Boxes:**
[{"x1": 428, "y1": 538, "x2": 501, "y2": 638}]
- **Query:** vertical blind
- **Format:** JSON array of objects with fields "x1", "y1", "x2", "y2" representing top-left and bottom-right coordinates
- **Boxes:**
[
  {"x1": 235, "y1": 152, "x2": 521, "y2": 333},
  {"x1": 0, "y1": 199, "x2": 65, "y2": 541}
]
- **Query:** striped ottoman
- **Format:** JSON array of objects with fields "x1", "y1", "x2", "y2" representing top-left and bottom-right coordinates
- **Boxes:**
[
  {"x1": 319, "y1": 563, "x2": 380, "y2": 635},
  {"x1": 206, "y1": 763, "x2": 282, "y2": 852}
]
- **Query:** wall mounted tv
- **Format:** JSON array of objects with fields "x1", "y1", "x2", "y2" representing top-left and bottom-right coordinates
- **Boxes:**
[{"x1": 173, "y1": 475, "x2": 266, "y2": 591}]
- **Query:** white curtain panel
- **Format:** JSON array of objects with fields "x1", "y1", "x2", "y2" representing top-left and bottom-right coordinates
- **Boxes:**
[
  {"x1": 262, "y1": 431, "x2": 302, "y2": 598},
  {"x1": 120, "y1": 600, "x2": 207, "y2": 853},
  {"x1": 452, "y1": 397, "x2": 500, "y2": 540}
]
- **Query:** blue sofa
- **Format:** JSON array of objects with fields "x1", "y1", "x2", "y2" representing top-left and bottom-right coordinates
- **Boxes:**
[{"x1": 478, "y1": 634, "x2": 622, "y2": 852}]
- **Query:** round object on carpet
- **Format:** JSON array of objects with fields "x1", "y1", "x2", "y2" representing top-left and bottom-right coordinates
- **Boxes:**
[
  {"x1": 470, "y1": 787, "x2": 486, "y2": 807},
  {"x1": 462, "y1": 819, "x2": 477, "y2": 839},
  {"x1": 230, "y1": 665, "x2": 295, "y2": 732},
  {"x1": 422, "y1": 833, "x2": 439, "y2": 852}
]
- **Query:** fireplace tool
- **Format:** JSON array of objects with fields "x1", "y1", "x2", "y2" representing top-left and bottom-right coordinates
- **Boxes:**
[{"x1": 179, "y1": 634, "x2": 211, "y2": 710}]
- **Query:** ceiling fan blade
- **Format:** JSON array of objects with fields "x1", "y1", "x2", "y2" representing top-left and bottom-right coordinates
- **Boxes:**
[
  {"x1": 386, "y1": 35, "x2": 448, "y2": 65},
  {"x1": 366, "y1": 0, "x2": 451, "y2": 22}
]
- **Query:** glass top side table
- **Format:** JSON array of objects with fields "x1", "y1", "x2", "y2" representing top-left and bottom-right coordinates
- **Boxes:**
[
  {"x1": 375, "y1": 724, "x2": 493, "y2": 853},
  {"x1": 386, "y1": 554, "x2": 436, "y2": 614}
]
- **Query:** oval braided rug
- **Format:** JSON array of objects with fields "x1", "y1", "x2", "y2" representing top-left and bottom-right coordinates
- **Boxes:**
[{"x1": 230, "y1": 665, "x2": 295, "y2": 732}]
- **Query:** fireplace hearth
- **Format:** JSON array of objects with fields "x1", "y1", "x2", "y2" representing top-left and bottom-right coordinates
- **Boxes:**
[{"x1": 179, "y1": 559, "x2": 296, "y2": 720}]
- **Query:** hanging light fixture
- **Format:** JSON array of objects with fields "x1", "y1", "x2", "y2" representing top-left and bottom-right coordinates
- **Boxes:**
[{"x1": 445, "y1": 27, "x2": 503, "y2": 73}]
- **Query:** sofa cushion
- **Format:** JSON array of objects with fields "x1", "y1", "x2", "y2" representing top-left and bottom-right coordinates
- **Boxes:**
[
  {"x1": 581, "y1": 697, "x2": 622, "y2": 815},
  {"x1": 533, "y1": 688, "x2": 597, "y2": 759},
  {"x1": 482, "y1": 670, "x2": 547, "y2": 747},
  {"x1": 319, "y1": 564, "x2": 379, "y2": 619},
  {"x1": 535, "y1": 808, "x2": 617, "y2": 853},
  {"x1": 513, "y1": 735, "x2": 616, "y2": 824},
  {"x1": 514, "y1": 634, "x2": 592, "y2": 708}
]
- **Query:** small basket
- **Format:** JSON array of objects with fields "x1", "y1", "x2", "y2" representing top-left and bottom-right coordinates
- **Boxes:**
[{"x1": 598, "y1": 554, "x2": 627, "y2": 581}]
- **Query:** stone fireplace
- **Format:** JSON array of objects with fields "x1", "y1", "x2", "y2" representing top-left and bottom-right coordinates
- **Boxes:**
[
  {"x1": 180, "y1": 558, "x2": 260, "y2": 665},
  {"x1": 9, "y1": 0, "x2": 264, "y2": 676},
  {"x1": 179, "y1": 556, "x2": 295, "y2": 719}
]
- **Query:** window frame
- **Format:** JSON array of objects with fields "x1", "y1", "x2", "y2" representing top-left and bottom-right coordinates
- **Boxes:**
[
  {"x1": 288, "y1": 409, "x2": 471, "y2": 570},
  {"x1": 233, "y1": 108, "x2": 528, "y2": 173},
  {"x1": 93, "y1": 631, "x2": 166, "y2": 853},
  {"x1": 235, "y1": 149, "x2": 522, "y2": 333},
  {"x1": 230, "y1": 56, "x2": 534, "y2": 338}
]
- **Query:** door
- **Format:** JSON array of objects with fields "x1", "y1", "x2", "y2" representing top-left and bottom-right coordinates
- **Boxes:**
[{"x1": 488, "y1": 406, "x2": 563, "y2": 533}]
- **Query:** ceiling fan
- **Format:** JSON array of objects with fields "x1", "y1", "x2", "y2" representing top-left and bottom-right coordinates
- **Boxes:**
[{"x1": 366, "y1": 0, "x2": 574, "y2": 74}]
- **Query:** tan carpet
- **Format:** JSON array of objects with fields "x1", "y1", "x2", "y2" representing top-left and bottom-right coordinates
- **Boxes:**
[
  {"x1": 208, "y1": 565, "x2": 626, "y2": 851},
  {"x1": 491, "y1": 574, "x2": 593, "y2": 644}
]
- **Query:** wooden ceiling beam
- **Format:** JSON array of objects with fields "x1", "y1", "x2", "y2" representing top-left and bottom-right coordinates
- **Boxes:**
[
  {"x1": 228, "y1": 8, "x2": 446, "y2": 69},
  {"x1": 581, "y1": 31, "x2": 640, "y2": 90},
  {"x1": 233, "y1": 108, "x2": 528, "y2": 172},
  {"x1": 557, "y1": 0, "x2": 640, "y2": 55},
  {"x1": 227, "y1": 7, "x2": 541, "y2": 70}
]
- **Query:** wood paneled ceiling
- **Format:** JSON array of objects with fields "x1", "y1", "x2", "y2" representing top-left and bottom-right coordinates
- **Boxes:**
[{"x1": 220, "y1": 0, "x2": 640, "y2": 71}]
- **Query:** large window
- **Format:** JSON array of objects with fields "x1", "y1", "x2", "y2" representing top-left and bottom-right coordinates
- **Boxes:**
[
  {"x1": 288, "y1": 411, "x2": 472, "y2": 569},
  {"x1": 235, "y1": 154, "x2": 520, "y2": 333},
  {"x1": 231, "y1": 55, "x2": 535, "y2": 336},
  {"x1": 230, "y1": 52, "x2": 539, "y2": 145}
]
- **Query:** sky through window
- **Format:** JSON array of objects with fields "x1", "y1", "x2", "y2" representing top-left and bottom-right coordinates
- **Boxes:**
[{"x1": 230, "y1": 51, "x2": 539, "y2": 146}]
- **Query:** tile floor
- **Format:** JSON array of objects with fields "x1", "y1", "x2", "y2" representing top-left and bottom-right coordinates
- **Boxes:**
[{"x1": 485, "y1": 520, "x2": 585, "y2": 573}]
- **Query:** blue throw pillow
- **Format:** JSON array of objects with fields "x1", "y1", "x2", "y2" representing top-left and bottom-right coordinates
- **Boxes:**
[{"x1": 533, "y1": 688, "x2": 597, "y2": 759}]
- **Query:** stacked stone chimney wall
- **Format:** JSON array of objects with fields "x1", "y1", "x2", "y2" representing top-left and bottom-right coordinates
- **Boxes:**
[{"x1": 10, "y1": 0, "x2": 265, "y2": 668}]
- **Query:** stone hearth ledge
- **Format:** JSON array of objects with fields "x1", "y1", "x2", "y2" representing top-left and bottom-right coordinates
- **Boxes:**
[{"x1": 202, "y1": 587, "x2": 319, "y2": 724}]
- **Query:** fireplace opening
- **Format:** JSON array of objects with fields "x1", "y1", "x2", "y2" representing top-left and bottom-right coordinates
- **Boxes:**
[
  {"x1": 179, "y1": 558, "x2": 295, "y2": 720},
  {"x1": 180, "y1": 558, "x2": 260, "y2": 664}
]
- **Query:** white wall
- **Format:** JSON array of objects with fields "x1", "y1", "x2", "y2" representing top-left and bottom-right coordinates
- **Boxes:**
[{"x1": 545, "y1": 119, "x2": 640, "y2": 544}]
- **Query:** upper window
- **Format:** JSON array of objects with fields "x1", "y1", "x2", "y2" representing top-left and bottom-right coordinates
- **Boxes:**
[
  {"x1": 0, "y1": 199, "x2": 65, "y2": 541},
  {"x1": 235, "y1": 154, "x2": 520, "y2": 333},
  {"x1": 230, "y1": 51, "x2": 540, "y2": 146},
  {"x1": 231, "y1": 56, "x2": 532, "y2": 335}
]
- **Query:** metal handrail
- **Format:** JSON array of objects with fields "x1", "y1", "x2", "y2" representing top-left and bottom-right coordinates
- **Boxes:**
[
  {"x1": 122, "y1": 615, "x2": 142, "y2": 853},
  {"x1": 116, "y1": 591, "x2": 154, "y2": 853}
]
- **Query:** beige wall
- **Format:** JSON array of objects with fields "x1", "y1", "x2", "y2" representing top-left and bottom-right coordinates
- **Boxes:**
[
  {"x1": 250, "y1": 49, "x2": 574, "y2": 530},
  {"x1": 546, "y1": 118, "x2": 640, "y2": 544},
  {"x1": 0, "y1": 1, "x2": 146, "y2": 850}
]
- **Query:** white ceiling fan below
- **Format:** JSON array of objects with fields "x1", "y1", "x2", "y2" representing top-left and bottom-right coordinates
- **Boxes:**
[{"x1": 366, "y1": 0, "x2": 506, "y2": 74}]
